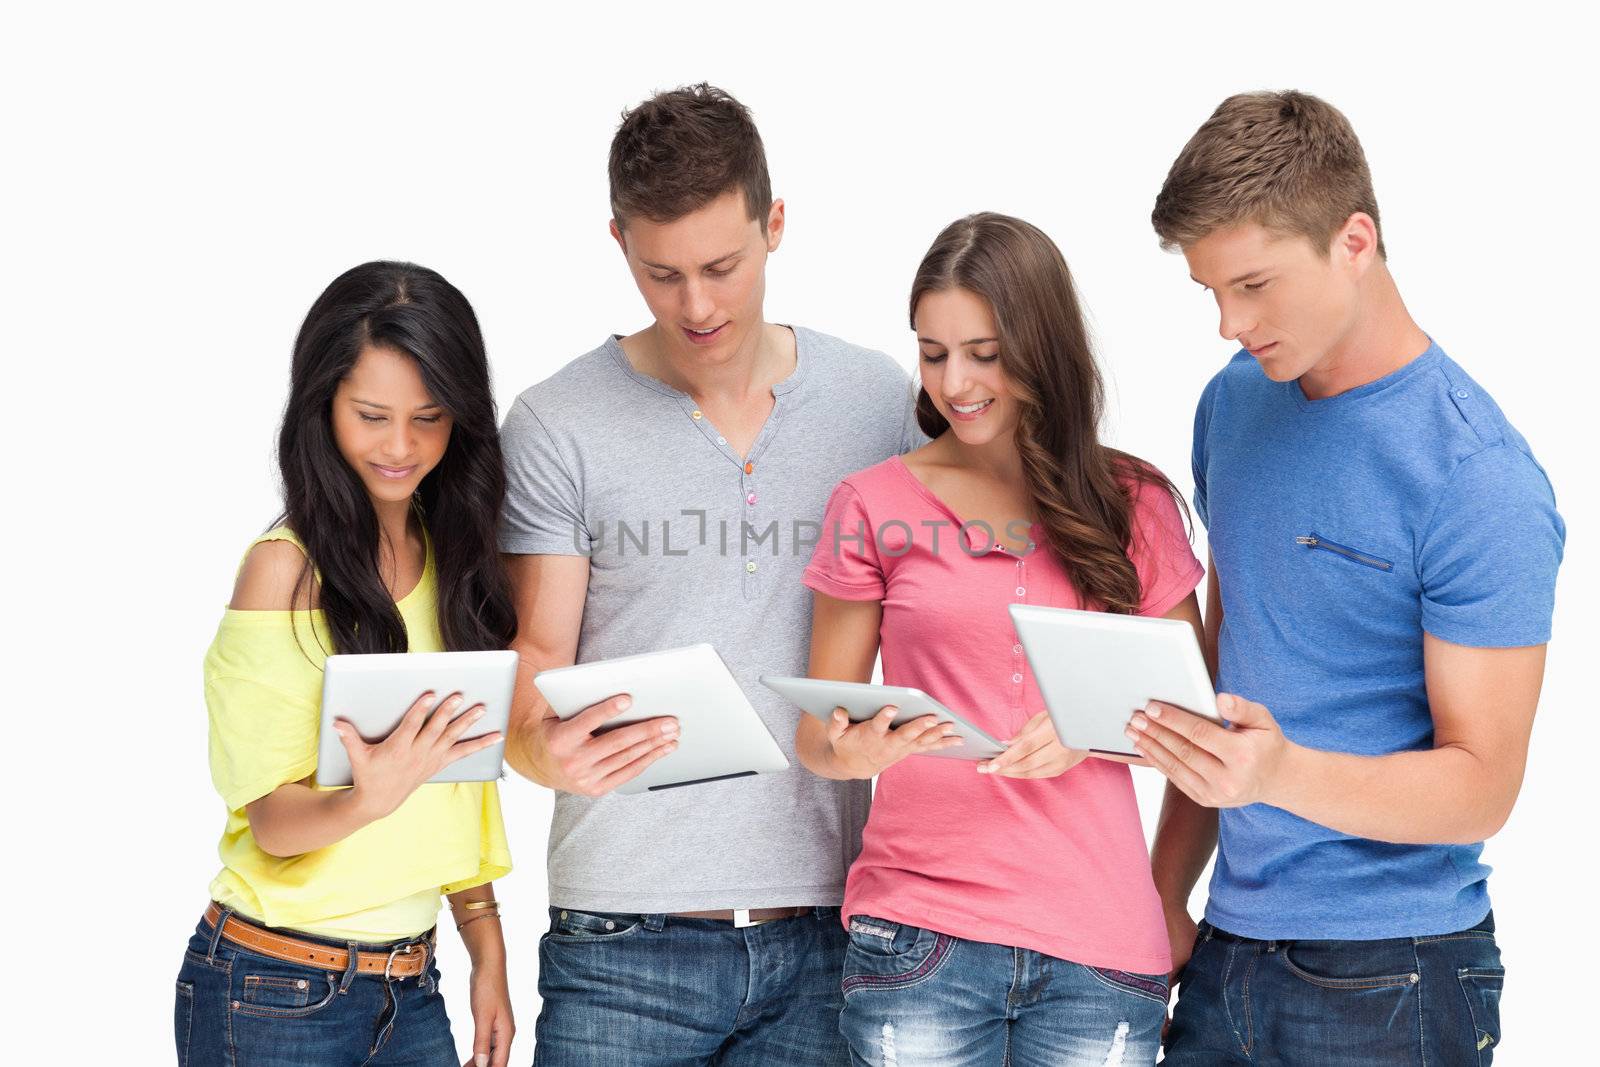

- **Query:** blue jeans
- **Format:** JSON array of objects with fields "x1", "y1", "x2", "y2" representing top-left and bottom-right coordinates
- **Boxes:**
[
  {"x1": 533, "y1": 906, "x2": 849, "y2": 1065},
  {"x1": 174, "y1": 909, "x2": 457, "y2": 1066},
  {"x1": 837, "y1": 915, "x2": 1167, "y2": 1066},
  {"x1": 1162, "y1": 911, "x2": 1505, "y2": 1065}
]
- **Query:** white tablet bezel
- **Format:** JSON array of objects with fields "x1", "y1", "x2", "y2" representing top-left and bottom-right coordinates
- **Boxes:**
[
  {"x1": 758, "y1": 676, "x2": 1008, "y2": 761},
  {"x1": 1008, "y1": 603, "x2": 1219, "y2": 758},
  {"x1": 532, "y1": 643, "x2": 789, "y2": 795},
  {"x1": 317, "y1": 649, "x2": 519, "y2": 787}
]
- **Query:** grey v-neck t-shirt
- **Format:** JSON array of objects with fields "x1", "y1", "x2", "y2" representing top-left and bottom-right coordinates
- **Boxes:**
[{"x1": 499, "y1": 326, "x2": 922, "y2": 912}]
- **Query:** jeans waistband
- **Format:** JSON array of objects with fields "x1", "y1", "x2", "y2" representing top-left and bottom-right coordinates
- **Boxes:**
[
  {"x1": 549, "y1": 905, "x2": 840, "y2": 932},
  {"x1": 1199, "y1": 910, "x2": 1496, "y2": 948}
]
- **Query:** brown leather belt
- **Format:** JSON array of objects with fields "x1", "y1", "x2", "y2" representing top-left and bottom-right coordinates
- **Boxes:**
[
  {"x1": 203, "y1": 902, "x2": 432, "y2": 979},
  {"x1": 671, "y1": 906, "x2": 812, "y2": 928}
]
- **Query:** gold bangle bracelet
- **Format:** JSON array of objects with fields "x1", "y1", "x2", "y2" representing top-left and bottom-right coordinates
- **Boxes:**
[
  {"x1": 456, "y1": 911, "x2": 502, "y2": 932},
  {"x1": 460, "y1": 900, "x2": 501, "y2": 912}
]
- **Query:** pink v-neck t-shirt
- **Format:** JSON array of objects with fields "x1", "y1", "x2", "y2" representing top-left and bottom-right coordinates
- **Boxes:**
[{"x1": 802, "y1": 455, "x2": 1203, "y2": 973}]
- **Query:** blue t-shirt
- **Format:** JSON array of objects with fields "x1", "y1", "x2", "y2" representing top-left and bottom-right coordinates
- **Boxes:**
[{"x1": 1194, "y1": 339, "x2": 1564, "y2": 940}]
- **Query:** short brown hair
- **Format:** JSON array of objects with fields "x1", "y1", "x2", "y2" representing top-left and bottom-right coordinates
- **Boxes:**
[
  {"x1": 608, "y1": 83, "x2": 772, "y2": 230},
  {"x1": 1152, "y1": 90, "x2": 1385, "y2": 258}
]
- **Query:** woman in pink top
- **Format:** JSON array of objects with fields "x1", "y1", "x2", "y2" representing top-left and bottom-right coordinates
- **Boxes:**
[{"x1": 797, "y1": 213, "x2": 1205, "y2": 1066}]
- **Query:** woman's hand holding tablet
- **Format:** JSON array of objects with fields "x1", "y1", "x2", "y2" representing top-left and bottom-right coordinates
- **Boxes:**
[
  {"x1": 821, "y1": 704, "x2": 966, "y2": 778},
  {"x1": 761, "y1": 677, "x2": 1008, "y2": 770},
  {"x1": 332, "y1": 691, "x2": 501, "y2": 818},
  {"x1": 974, "y1": 710, "x2": 1091, "y2": 778},
  {"x1": 317, "y1": 649, "x2": 519, "y2": 788}
]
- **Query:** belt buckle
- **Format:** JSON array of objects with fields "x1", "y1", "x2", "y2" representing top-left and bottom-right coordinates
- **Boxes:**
[
  {"x1": 383, "y1": 940, "x2": 426, "y2": 980},
  {"x1": 733, "y1": 908, "x2": 782, "y2": 929}
]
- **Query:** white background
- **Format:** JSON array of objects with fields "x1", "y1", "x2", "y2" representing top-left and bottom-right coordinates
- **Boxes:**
[{"x1": 6, "y1": 3, "x2": 1594, "y2": 1063}]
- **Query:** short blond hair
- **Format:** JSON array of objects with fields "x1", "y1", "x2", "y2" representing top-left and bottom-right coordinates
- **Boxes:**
[{"x1": 1152, "y1": 90, "x2": 1385, "y2": 258}]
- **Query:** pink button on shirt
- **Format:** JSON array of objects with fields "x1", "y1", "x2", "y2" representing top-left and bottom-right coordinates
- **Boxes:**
[{"x1": 803, "y1": 455, "x2": 1203, "y2": 973}]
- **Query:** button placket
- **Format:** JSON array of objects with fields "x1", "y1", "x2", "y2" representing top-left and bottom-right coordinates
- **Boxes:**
[
  {"x1": 1011, "y1": 557, "x2": 1028, "y2": 707},
  {"x1": 740, "y1": 459, "x2": 760, "y2": 599}
]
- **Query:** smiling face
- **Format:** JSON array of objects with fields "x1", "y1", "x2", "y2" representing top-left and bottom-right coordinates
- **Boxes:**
[
  {"x1": 331, "y1": 344, "x2": 453, "y2": 508},
  {"x1": 914, "y1": 287, "x2": 1021, "y2": 448},
  {"x1": 610, "y1": 189, "x2": 784, "y2": 370},
  {"x1": 1182, "y1": 220, "x2": 1371, "y2": 383}
]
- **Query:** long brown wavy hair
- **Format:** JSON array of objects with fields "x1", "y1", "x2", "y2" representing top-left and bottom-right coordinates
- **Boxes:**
[{"x1": 911, "y1": 212, "x2": 1186, "y2": 614}]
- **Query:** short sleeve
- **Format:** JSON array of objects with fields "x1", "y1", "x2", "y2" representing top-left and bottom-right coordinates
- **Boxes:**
[
  {"x1": 206, "y1": 655, "x2": 320, "y2": 812},
  {"x1": 1129, "y1": 476, "x2": 1205, "y2": 618},
  {"x1": 803, "y1": 481, "x2": 887, "y2": 601},
  {"x1": 1419, "y1": 446, "x2": 1565, "y2": 647},
  {"x1": 498, "y1": 396, "x2": 589, "y2": 556},
  {"x1": 1191, "y1": 378, "x2": 1217, "y2": 529}
]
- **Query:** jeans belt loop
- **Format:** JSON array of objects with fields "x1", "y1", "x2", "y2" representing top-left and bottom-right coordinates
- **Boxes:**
[
  {"x1": 207, "y1": 906, "x2": 233, "y2": 961},
  {"x1": 338, "y1": 941, "x2": 361, "y2": 995}
]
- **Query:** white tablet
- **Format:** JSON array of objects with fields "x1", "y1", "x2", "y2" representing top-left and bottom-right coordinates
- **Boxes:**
[
  {"x1": 533, "y1": 644, "x2": 789, "y2": 795},
  {"x1": 759, "y1": 676, "x2": 1007, "y2": 761},
  {"x1": 1009, "y1": 604, "x2": 1219, "y2": 758},
  {"x1": 317, "y1": 649, "x2": 519, "y2": 787}
]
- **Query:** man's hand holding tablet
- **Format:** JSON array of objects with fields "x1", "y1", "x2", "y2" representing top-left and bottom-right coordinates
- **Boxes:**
[
  {"x1": 535, "y1": 646, "x2": 790, "y2": 795},
  {"x1": 1126, "y1": 693, "x2": 1292, "y2": 808},
  {"x1": 523, "y1": 692, "x2": 681, "y2": 798}
]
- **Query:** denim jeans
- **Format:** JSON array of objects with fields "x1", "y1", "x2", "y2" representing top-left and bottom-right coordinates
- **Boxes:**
[
  {"x1": 532, "y1": 906, "x2": 849, "y2": 1065},
  {"x1": 1162, "y1": 911, "x2": 1504, "y2": 1066},
  {"x1": 173, "y1": 909, "x2": 457, "y2": 1066},
  {"x1": 837, "y1": 915, "x2": 1167, "y2": 1066}
]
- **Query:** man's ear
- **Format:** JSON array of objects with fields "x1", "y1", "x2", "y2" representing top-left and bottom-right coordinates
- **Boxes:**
[
  {"x1": 1334, "y1": 212, "x2": 1380, "y2": 275},
  {"x1": 609, "y1": 218, "x2": 628, "y2": 256},
  {"x1": 765, "y1": 198, "x2": 786, "y2": 253}
]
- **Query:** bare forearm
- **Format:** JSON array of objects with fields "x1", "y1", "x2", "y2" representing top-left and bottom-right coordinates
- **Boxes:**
[
  {"x1": 505, "y1": 714, "x2": 557, "y2": 788},
  {"x1": 1150, "y1": 782, "x2": 1219, "y2": 911},
  {"x1": 798, "y1": 592, "x2": 883, "y2": 781},
  {"x1": 503, "y1": 553, "x2": 590, "y2": 789},
  {"x1": 247, "y1": 784, "x2": 377, "y2": 857},
  {"x1": 447, "y1": 883, "x2": 507, "y2": 970},
  {"x1": 505, "y1": 644, "x2": 563, "y2": 788},
  {"x1": 795, "y1": 720, "x2": 855, "y2": 780},
  {"x1": 1268, "y1": 742, "x2": 1513, "y2": 845}
]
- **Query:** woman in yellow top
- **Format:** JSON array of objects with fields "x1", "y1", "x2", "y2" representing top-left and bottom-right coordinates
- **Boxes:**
[{"x1": 175, "y1": 262, "x2": 519, "y2": 1067}]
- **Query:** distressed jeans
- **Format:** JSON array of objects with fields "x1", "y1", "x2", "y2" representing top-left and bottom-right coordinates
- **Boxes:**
[
  {"x1": 532, "y1": 905, "x2": 850, "y2": 1065},
  {"x1": 1162, "y1": 911, "x2": 1504, "y2": 1065},
  {"x1": 837, "y1": 915, "x2": 1166, "y2": 1066}
]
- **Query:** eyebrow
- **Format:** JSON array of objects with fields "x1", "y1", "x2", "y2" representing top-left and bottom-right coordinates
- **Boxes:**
[
  {"x1": 350, "y1": 398, "x2": 442, "y2": 411},
  {"x1": 642, "y1": 250, "x2": 742, "y2": 273},
  {"x1": 916, "y1": 336, "x2": 999, "y2": 347}
]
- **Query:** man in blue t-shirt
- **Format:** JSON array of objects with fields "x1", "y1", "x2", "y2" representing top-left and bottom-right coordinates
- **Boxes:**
[{"x1": 1135, "y1": 91, "x2": 1564, "y2": 1066}]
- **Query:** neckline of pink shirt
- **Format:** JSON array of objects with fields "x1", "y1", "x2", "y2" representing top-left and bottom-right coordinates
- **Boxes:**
[{"x1": 888, "y1": 454, "x2": 1044, "y2": 556}]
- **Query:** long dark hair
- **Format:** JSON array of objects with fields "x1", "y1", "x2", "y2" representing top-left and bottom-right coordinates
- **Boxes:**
[
  {"x1": 910, "y1": 213, "x2": 1187, "y2": 615},
  {"x1": 277, "y1": 261, "x2": 516, "y2": 654}
]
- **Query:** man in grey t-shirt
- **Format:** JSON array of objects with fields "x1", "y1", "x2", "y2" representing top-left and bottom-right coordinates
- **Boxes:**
[{"x1": 500, "y1": 85, "x2": 918, "y2": 1065}]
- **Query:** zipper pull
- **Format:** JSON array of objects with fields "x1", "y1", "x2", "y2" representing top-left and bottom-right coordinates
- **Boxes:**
[{"x1": 1295, "y1": 536, "x2": 1318, "y2": 547}]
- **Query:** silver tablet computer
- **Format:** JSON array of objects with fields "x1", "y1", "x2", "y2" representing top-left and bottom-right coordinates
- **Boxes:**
[
  {"x1": 1009, "y1": 604, "x2": 1219, "y2": 758},
  {"x1": 317, "y1": 649, "x2": 519, "y2": 787},
  {"x1": 758, "y1": 676, "x2": 1007, "y2": 761},
  {"x1": 533, "y1": 643, "x2": 789, "y2": 795}
]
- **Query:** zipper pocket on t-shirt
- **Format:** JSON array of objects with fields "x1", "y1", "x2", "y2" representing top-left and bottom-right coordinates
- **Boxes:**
[{"x1": 1295, "y1": 534, "x2": 1394, "y2": 572}]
